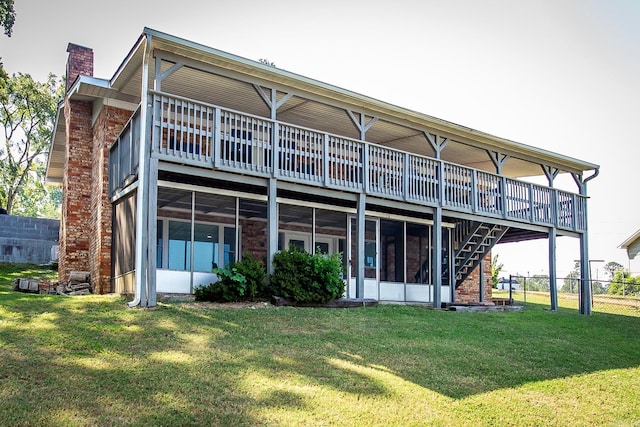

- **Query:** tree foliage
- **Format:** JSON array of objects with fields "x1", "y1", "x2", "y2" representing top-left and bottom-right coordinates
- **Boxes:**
[
  {"x1": 603, "y1": 261, "x2": 624, "y2": 281},
  {"x1": 526, "y1": 274, "x2": 550, "y2": 292},
  {"x1": 608, "y1": 270, "x2": 640, "y2": 297},
  {"x1": 0, "y1": 0, "x2": 15, "y2": 37},
  {"x1": 1, "y1": 72, "x2": 63, "y2": 216},
  {"x1": 490, "y1": 254, "x2": 503, "y2": 288},
  {"x1": 560, "y1": 262, "x2": 580, "y2": 293}
]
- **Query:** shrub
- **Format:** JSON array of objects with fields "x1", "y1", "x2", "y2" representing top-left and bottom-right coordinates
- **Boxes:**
[
  {"x1": 233, "y1": 253, "x2": 268, "y2": 299},
  {"x1": 194, "y1": 254, "x2": 267, "y2": 302},
  {"x1": 270, "y1": 246, "x2": 345, "y2": 304},
  {"x1": 194, "y1": 266, "x2": 246, "y2": 302}
]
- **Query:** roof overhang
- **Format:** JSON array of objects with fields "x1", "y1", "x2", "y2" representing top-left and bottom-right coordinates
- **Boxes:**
[
  {"x1": 619, "y1": 228, "x2": 640, "y2": 250},
  {"x1": 46, "y1": 104, "x2": 66, "y2": 185},
  {"x1": 134, "y1": 28, "x2": 599, "y2": 177},
  {"x1": 48, "y1": 27, "x2": 599, "y2": 184},
  {"x1": 45, "y1": 76, "x2": 139, "y2": 184}
]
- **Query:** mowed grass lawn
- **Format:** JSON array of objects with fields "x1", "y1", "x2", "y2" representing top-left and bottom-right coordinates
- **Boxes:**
[{"x1": 1, "y1": 264, "x2": 639, "y2": 426}]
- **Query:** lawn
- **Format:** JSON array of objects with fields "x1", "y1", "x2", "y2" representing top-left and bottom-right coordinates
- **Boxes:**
[{"x1": 1, "y1": 263, "x2": 639, "y2": 426}]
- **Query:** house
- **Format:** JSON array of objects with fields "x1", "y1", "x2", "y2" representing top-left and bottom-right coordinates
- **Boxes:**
[
  {"x1": 46, "y1": 28, "x2": 599, "y2": 312},
  {"x1": 497, "y1": 277, "x2": 520, "y2": 291},
  {"x1": 619, "y1": 228, "x2": 640, "y2": 275}
]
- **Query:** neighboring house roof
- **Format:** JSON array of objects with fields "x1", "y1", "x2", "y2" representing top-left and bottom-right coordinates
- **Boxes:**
[
  {"x1": 619, "y1": 228, "x2": 640, "y2": 260},
  {"x1": 46, "y1": 27, "x2": 599, "y2": 184}
]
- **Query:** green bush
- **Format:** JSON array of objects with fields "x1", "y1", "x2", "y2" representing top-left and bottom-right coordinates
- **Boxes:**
[
  {"x1": 194, "y1": 266, "x2": 246, "y2": 302},
  {"x1": 270, "y1": 246, "x2": 345, "y2": 304},
  {"x1": 194, "y1": 254, "x2": 267, "y2": 302},
  {"x1": 233, "y1": 253, "x2": 268, "y2": 299}
]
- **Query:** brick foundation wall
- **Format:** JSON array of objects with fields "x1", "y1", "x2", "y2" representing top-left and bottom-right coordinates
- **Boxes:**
[
  {"x1": 455, "y1": 252, "x2": 493, "y2": 303},
  {"x1": 58, "y1": 99, "x2": 93, "y2": 283},
  {"x1": 89, "y1": 106, "x2": 132, "y2": 294}
]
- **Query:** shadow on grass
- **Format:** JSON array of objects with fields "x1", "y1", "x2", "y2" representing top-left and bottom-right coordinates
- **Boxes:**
[{"x1": 1, "y1": 283, "x2": 639, "y2": 425}]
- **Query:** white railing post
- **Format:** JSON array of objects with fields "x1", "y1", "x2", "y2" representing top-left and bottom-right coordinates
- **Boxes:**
[
  {"x1": 213, "y1": 107, "x2": 221, "y2": 168},
  {"x1": 362, "y1": 143, "x2": 369, "y2": 192},
  {"x1": 272, "y1": 121, "x2": 280, "y2": 178},
  {"x1": 323, "y1": 133, "x2": 329, "y2": 186},
  {"x1": 438, "y1": 161, "x2": 445, "y2": 207},
  {"x1": 571, "y1": 194, "x2": 578, "y2": 231},
  {"x1": 500, "y1": 177, "x2": 508, "y2": 218},
  {"x1": 552, "y1": 189, "x2": 559, "y2": 227},
  {"x1": 528, "y1": 183, "x2": 534, "y2": 223},
  {"x1": 471, "y1": 169, "x2": 478, "y2": 212},
  {"x1": 403, "y1": 152, "x2": 410, "y2": 201}
]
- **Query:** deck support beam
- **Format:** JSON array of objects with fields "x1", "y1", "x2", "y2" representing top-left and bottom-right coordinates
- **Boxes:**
[
  {"x1": 267, "y1": 178, "x2": 278, "y2": 276},
  {"x1": 548, "y1": 227, "x2": 558, "y2": 311},
  {"x1": 356, "y1": 193, "x2": 366, "y2": 299},
  {"x1": 424, "y1": 132, "x2": 448, "y2": 159},
  {"x1": 488, "y1": 151, "x2": 509, "y2": 174},
  {"x1": 130, "y1": 34, "x2": 152, "y2": 308},
  {"x1": 347, "y1": 110, "x2": 377, "y2": 140},
  {"x1": 147, "y1": 158, "x2": 158, "y2": 307},
  {"x1": 253, "y1": 85, "x2": 293, "y2": 119},
  {"x1": 432, "y1": 207, "x2": 443, "y2": 309},
  {"x1": 575, "y1": 169, "x2": 599, "y2": 315},
  {"x1": 542, "y1": 165, "x2": 560, "y2": 187},
  {"x1": 479, "y1": 257, "x2": 485, "y2": 303}
]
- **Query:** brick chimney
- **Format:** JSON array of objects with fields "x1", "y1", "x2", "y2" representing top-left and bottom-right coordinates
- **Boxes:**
[
  {"x1": 58, "y1": 43, "x2": 95, "y2": 284},
  {"x1": 58, "y1": 43, "x2": 133, "y2": 293},
  {"x1": 66, "y1": 43, "x2": 94, "y2": 90}
]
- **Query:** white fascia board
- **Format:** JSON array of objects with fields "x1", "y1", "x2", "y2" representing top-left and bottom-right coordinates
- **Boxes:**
[
  {"x1": 619, "y1": 228, "x2": 640, "y2": 249},
  {"x1": 45, "y1": 103, "x2": 65, "y2": 183}
]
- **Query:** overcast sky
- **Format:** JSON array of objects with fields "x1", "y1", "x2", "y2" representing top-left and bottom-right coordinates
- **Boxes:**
[{"x1": 2, "y1": 0, "x2": 638, "y2": 278}]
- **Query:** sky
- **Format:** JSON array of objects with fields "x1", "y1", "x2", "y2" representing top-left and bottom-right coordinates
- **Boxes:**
[{"x1": 2, "y1": 0, "x2": 639, "y2": 280}]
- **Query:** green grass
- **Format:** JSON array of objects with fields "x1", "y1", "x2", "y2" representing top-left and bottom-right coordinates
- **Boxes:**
[{"x1": 1, "y1": 263, "x2": 639, "y2": 426}]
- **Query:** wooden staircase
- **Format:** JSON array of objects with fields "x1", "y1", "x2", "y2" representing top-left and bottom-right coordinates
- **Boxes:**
[{"x1": 451, "y1": 221, "x2": 509, "y2": 288}]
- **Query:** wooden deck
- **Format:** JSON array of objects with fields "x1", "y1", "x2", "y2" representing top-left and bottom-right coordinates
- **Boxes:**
[{"x1": 109, "y1": 92, "x2": 588, "y2": 233}]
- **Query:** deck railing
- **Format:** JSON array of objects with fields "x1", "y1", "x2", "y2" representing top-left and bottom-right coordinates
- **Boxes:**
[{"x1": 134, "y1": 91, "x2": 587, "y2": 232}]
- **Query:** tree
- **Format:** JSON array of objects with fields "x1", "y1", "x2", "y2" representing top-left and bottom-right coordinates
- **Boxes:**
[
  {"x1": 490, "y1": 254, "x2": 503, "y2": 288},
  {"x1": 560, "y1": 262, "x2": 580, "y2": 293},
  {"x1": 603, "y1": 261, "x2": 624, "y2": 281},
  {"x1": 608, "y1": 270, "x2": 639, "y2": 297},
  {"x1": 0, "y1": 0, "x2": 15, "y2": 37},
  {"x1": 527, "y1": 274, "x2": 550, "y2": 292},
  {"x1": 1, "y1": 72, "x2": 63, "y2": 216}
]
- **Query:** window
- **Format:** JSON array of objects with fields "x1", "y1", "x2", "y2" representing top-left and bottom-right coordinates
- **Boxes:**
[
  {"x1": 168, "y1": 221, "x2": 191, "y2": 270},
  {"x1": 193, "y1": 223, "x2": 219, "y2": 271},
  {"x1": 159, "y1": 219, "x2": 235, "y2": 272}
]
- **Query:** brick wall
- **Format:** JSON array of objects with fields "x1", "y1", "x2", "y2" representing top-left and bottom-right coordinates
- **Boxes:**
[
  {"x1": 455, "y1": 252, "x2": 493, "y2": 303},
  {"x1": 66, "y1": 44, "x2": 93, "y2": 89},
  {"x1": 89, "y1": 106, "x2": 132, "y2": 294},
  {"x1": 58, "y1": 99, "x2": 93, "y2": 283}
]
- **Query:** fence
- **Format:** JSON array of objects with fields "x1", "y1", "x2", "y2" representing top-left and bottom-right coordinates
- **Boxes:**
[{"x1": 493, "y1": 275, "x2": 640, "y2": 317}]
